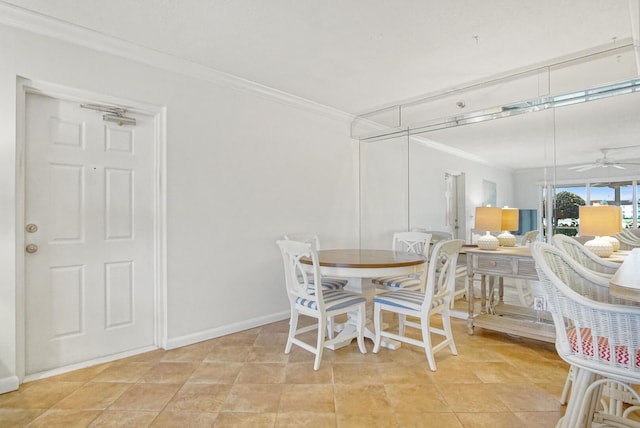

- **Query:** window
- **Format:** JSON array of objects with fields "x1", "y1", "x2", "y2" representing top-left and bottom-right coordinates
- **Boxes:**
[{"x1": 548, "y1": 180, "x2": 639, "y2": 236}]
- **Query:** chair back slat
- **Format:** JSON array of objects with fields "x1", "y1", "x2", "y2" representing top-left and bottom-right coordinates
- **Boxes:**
[
  {"x1": 391, "y1": 231, "x2": 432, "y2": 256},
  {"x1": 284, "y1": 233, "x2": 321, "y2": 250},
  {"x1": 425, "y1": 239, "x2": 464, "y2": 307},
  {"x1": 277, "y1": 239, "x2": 325, "y2": 311}
]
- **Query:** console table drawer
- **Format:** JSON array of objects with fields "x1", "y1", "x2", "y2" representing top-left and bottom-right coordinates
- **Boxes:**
[
  {"x1": 472, "y1": 254, "x2": 538, "y2": 280},
  {"x1": 476, "y1": 256, "x2": 514, "y2": 275}
]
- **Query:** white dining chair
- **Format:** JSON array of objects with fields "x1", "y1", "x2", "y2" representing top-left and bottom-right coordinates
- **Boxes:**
[
  {"x1": 283, "y1": 233, "x2": 348, "y2": 291},
  {"x1": 372, "y1": 239, "x2": 464, "y2": 371},
  {"x1": 283, "y1": 233, "x2": 348, "y2": 338},
  {"x1": 509, "y1": 229, "x2": 539, "y2": 307},
  {"x1": 276, "y1": 240, "x2": 367, "y2": 371},
  {"x1": 519, "y1": 229, "x2": 539, "y2": 245},
  {"x1": 413, "y1": 231, "x2": 469, "y2": 308},
  {"x1": 551, "y1": 233, "x2": 620, "y2": 277},
  {"x1": 531, "y1": 242, "x2": 640, "y2": 427},
  {"x1": 371, "y1": 231, "x2": 432, "y2": 291}
]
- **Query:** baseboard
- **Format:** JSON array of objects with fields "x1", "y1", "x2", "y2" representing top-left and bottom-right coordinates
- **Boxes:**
[
  {"x1": 0, "y1": 375, "x2": 19, "y2": 394},
  {"x1": 165, "y1": 310, "x2": 290, "y2": 350},
  {"x1": 22, "y1": 345, "x2": 158, "y2": 384}
]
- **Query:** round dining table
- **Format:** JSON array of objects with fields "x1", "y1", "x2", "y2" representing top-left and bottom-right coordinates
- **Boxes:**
[{"x1": 300, "y1": 249, "x2": 427, "y2": 350}]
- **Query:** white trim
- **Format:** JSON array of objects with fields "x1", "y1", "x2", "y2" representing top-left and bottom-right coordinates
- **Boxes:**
[
  {"x1": 0, "y1": 376, "x2": 19, "y2": 394},
  {"x1": 165, "y1": 311, "x2": 290, "y2": 350},
  {"x1": 155, "y1": 107, "x2": 169, "y2": 350},
  {"x1": 22, "y1": 345, "x2": 158, "y2": 384},
  {"x1": 629, "y1": 0, "x2": 640, "y2": 72},
  {"x1": 15, "y1": 78, "x2": 168, "y2": 382},
  {"x1": 0, "y1": 1, "x2": 353, "y2": 122}
]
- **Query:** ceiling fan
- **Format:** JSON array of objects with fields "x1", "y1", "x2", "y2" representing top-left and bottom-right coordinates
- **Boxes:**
[{"x1": 568, "y1": 148, "x2": 640, "y2": 172}]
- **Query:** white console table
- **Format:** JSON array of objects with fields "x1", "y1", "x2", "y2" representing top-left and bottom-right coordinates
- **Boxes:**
[{"x1": 465, "y1": 246, "x2": 556, "y2": 343}]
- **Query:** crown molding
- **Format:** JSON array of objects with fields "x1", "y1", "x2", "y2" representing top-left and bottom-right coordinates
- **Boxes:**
[{"x1": 0, "y1": 1, "x2": 353, "y2": 122}]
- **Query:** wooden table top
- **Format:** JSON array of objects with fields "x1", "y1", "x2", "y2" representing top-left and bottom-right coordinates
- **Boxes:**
[{"x1": 300, "y1": 249, "x2": 426, "y2": 269}]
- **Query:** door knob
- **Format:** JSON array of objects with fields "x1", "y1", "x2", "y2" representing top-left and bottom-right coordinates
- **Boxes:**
[
  {"x1": 25, "y1": 244, "x2": 38, "y2": 254},
  {"x1": 25, "y1": 224, "x2": 38, "y2": 233}
]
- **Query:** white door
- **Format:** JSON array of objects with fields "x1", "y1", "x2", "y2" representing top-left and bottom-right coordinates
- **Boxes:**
[{"x1": 24, "y1": 93, "x2": 156, "y2": 375}]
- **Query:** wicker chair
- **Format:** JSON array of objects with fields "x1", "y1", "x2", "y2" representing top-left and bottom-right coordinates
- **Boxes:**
[
  {"x1": 616, "y1": 231, "x2": 640, "y2": 249},
  {"x1": 531, "y1": 242, "x2": 640, "y2": 427},
  {"x1": 551, "y1": 233, "x2": 620, "y2": 278}
]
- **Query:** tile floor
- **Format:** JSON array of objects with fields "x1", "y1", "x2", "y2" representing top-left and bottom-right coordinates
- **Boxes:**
[{"x1": 0, "y1": 311, "x2": 569, "y2": 428}]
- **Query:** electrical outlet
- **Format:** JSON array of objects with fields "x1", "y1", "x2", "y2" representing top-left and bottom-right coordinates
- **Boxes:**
[{"x1": 533, "y1": 296, "x2": 546, "y2": 311}]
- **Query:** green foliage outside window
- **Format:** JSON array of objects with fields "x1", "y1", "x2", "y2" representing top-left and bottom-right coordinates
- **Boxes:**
[{"x1": 555, "y1": 191, "x2": 585, "y2": 236}]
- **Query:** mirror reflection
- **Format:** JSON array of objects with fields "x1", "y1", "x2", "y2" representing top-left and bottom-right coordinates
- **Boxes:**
[{"x1": 357, "y1": 45, "x2": 640, "y2": 249}]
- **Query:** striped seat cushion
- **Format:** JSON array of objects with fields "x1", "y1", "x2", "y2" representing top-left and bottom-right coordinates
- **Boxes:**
[
  {"x1": 567, "y1": 327, "x2": 640, "y2": 367},
  {"x1": 372, "y1": 274, "x2": 421, "y2": 290},
  {"x1": 319, "y1": 278, "x2": 348, "y2": 290},
  {"x1": 374, "y1": 289, "x2": 444, "y2": 311},
  {"x1": 296, "y1": 289, "x2": 366, "y2": 311},
  {"x1": 306, "y1": 278, "x2": 347, "y2": 293}
]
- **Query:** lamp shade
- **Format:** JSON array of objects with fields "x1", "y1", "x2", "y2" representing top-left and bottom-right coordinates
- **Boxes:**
[
  {"x1": 475, "y1": 206, "x2": 502, "y2": 232},
  {"x1": 579, "y1": 205, "x2": 622, "y2": 237},
  {"x1": 501, "y1": 208, "x2": 519, "y2": 231}
]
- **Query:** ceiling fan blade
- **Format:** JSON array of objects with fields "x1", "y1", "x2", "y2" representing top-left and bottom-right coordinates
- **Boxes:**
[
  {"x1": 575, "y1": 165, "x2": 598, "y2": 172},
  {"x1": 568, "y1": 164, "x2": 595, "y2": 170},
  {"x1": 611, "y1": 164, "x2": 626, "y2": 169}
]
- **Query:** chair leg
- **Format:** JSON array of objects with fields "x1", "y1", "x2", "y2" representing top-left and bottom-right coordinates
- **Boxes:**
[
  {"x1": 356, "y1": 305, "x2": 367, "y2": 354},
  {"x1": 560, "y1": 366, "x2": 573, "y2": 405},
  {"x1": 313, "y1": 317, "x2": 326, "y2": 371},
  {"x1": 561, "y1": 367, "x2": 599, "y2": 428},
  {"x1": 421, "y1": 316, "x2": 437, "y2": 371},
  {"x1": 285, "y1": 309, "x2": 298, "y2": 354},
  {"x1": 373, "y1": 304, "x2": 382, "y2": 354},
  {"x1": 398, "y1": 314, "x2": 406, "y2": 336},
  {"x1": 441, "y1": 310, "x2": 458, "y2": 356}
]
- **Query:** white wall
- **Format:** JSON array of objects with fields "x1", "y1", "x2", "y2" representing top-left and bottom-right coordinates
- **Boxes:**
[
  {"x1": 0, "y1": 23, "x2": 358, "y2": 390},
  {"x1": 359, "y1": 136, "x2": 517, "y2": 248},
  {"x1": 410, "y1": 140, "x2": 516, "y2": 243},
  {"x1": 0, "y1": 13, "x2": 547, "y2": 392}
]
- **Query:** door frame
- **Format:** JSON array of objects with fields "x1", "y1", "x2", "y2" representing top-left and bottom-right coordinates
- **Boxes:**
[
  {"x1": 15, "y1": 78, "x2": 167, "y2": 382},
  {"x1": 444, "y1": 170, "x2": 466, "y2": 240}
]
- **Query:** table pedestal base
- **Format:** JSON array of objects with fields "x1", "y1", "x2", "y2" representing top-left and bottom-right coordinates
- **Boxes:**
[
  {"x1": 326, "y1": 319, "x2": 401, "y2": 350},
  {"x1": 326, "y1": 277, "x2": 401, "y2": 350}
]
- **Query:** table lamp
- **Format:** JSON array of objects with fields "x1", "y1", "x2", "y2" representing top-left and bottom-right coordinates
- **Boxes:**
[
  {"x1": 498, "y1": 207, "x2": 519, "y2": 247},
  {"x1": 475, "y1": 206, "x2": 502, "y2": 250},
  {"x1": 579, "y1": 205, "x2": 622, "y2": 257}
]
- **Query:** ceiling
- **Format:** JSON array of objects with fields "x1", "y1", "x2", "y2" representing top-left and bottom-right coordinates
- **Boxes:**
[{"x1": 5, "y1": 0, "x2": 640, "y2": 170}]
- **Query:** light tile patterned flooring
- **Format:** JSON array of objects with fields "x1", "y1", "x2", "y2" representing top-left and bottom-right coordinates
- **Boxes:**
[{"x1": 0, "y1": 310, "x2": 569, "y2": 428}]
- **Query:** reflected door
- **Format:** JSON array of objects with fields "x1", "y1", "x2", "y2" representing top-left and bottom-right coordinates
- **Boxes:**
[
  {"x1": 24, "y1": 93, "x2": 156, "y2": 375},
  {"x1": 445, "y1": 172, "x2": 465, "y2": 240}
]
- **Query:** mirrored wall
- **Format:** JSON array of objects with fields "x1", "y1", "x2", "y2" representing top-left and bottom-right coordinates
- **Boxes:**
[{"x1": 354, "y1": 43, "x2": 640, "y2": 249}]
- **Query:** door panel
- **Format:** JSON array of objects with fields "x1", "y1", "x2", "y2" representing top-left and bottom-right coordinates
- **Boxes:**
[{"x1": 24, "y1": 93, "x2": 156, "y2": 375}]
